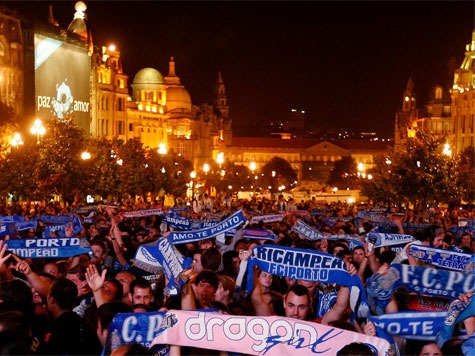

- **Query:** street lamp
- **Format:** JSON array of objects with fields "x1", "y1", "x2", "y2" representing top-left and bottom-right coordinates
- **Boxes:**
[
  {"x1": 81, "y1": 151, "x2": 91, "y2": 160},
  {"x1": 30, "y1": 119, "x2": 45, "y2": 144},
  {"x1": 10, "y1": 133, "x2": 23, "y2": 148},
  {"x1": 158, "y1": 143, "x2": 167, "y2": 155},
  {"x1": 216, "y1": 152, "x2": 224, "y2": 168},
  {"x1": 203, "y1": 163, "x2": 210, "y2": 195},
  {"x1": 190, "y1": 170, "x2": 196, "y2": 198}
]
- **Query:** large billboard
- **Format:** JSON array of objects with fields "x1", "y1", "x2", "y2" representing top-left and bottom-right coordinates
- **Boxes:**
[{"x1": 34, "y1": 33, "x2": 91, "y2": 134}]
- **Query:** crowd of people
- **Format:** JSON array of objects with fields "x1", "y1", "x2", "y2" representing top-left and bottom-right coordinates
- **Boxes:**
[{"x1": 0, "y1": 194, "x2": 474, "y2": 355}]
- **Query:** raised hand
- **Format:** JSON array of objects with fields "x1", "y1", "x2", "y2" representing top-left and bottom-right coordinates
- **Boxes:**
[{"x1": 85, "y1": 263, "x2": 107, "y2": 292}]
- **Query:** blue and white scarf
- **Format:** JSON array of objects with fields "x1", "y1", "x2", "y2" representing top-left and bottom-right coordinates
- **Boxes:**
[
  {"x1": 15, "y1": 219, "x2": 38, "y2": 231},
  {"x1": 366, "y1": 233, "x2": 414, "y2": 247},
  {"x1": 121, "y1": 208, "x2": 166, "y2": 218},
  {"x1": 436, "y1": 295, "x2": 475, "y2": 348},
  {"x1": 409, "y1": 245, "x2": 471, "y2": 271},
  {"x1": 0, "y1": 215, "x2": 25, "y2": 223},
  {"x1": 367, "y1": 264, "x2": 475, "y2": 315},
  {"x1": 39, "y1": 214, "x2": 73, "y2": 225},
  {"x1": 292, "y1": 219, "x2": 325, "y2": 241},
  {"x1": 4, "y1": 237, "x2": 92, "y2": 258},
  {"x1": 243, "y1": 228, "x2": 277, "y2": 241},
  {"x1": 163, "y1": 212, "x2": 193, "y2": 230},
  {"x1": 250, "y1": 214, "x2": 284, "y2": 225},
  {"x1": 369, "y1": 311, "x2": 447, "y2": 341},
  {"x1": 247, "y1": 245, "x2": 369, "y2": 319},
  {"x1": 169, "y1": 210, "x2": 246, "y2": 244}
]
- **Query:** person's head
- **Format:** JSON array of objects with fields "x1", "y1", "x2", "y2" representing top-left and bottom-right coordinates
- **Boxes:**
[
  {"x1": 0, "y1": 280, "x2": 34, "y2": 317},
  {"x1": 90, "y1": 239, "x2": 109, "y2": 263},
  {"x1": 194, "y1": 270, "x2": 219, "y2": 304},
  {"x1": 128, "y1": 278, "x2": 153, "y2": 306},
  {"x1": 192, "y1": 251, "x2": 203, "y2": 273},
  {"x1": 43, "y1": 262, "x2": 60, "y2": 278},
  {"x1": 423, "y1": 225, "x2": 445, "y2": 248},
  {"x1": 337, "y1": 342, "x2": 374, "y2": 356},
  {"x1": 115, "y1": 271, "x2": 136, "y2": 297},
  {"x1": 283, "y1": 284, "x2": 311, "y2": 320},
  {"x1": 215, "y1": 274, "x2": 235, "y2": 304},
  {"x1": 97, "y1": 301, "x2": 132, "y2": 346},
  {"x1": 257, "y1": 270, "x2": 273, "y2": 289},
  {"x1": 47, "y1": 278, "x2": 78, "y2": 317},
  {"x1": 234, "y1": 239, "x2": 249, "y2": 252},
  {"x1": 198, "y1": 238, "x2": 215, "y2": 250},
  {"x1": 461, "y1": 232, "x2": 473, "y2": 249},
  {"x1": 222, "y1": 250, "x2": 240, "y2": 277},
  {"x1": 103, "y1": 278, "x2": 123, "y2": 302},
  {"x1": 297, "y1": 279, "x2": 317, "y2": 296},
  {"x1": 201, "y1": 247, "x2": 222, "y2": 272},
  {"x1": 419, "y1": 342, "x2": 442, "y2": 356},
  {"x1": 332, "y1": 242, "x2": 349, "y2": 256},
  {"x1": 351, "y1": 246, "x2": 366, "y2": 265}
]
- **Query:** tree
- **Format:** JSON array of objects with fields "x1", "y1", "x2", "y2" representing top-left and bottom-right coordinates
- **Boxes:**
[
  {"x1": 363, "y1": 132, "x2": 461, "y2": 209},
  {"x1": 116, "y1": 138, "x2": 149, "y2": 200},
  {"x1": 458, "y1": 146, "x2": 475, "y2": 203},
  {"x1": 36, "y1": 118, "x2": 87, "y2": 203},
  {"x1": 327, "y1": 156, "x2": 359, "y2": 189},
  {"x1": 260, "y1": 157, "x2": 297, "y2": 193}
]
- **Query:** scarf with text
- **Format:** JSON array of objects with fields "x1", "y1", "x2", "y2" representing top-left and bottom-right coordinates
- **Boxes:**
[
  {"x1": 436, "y1": 295, "x2": 475, "y2": 348},
  {"x1": 121, "y1": 208, "x2": 166, "y2": 218},
  {"x1": 133, "y1": 238, "x2": 191, "y2": 295},
  {"x1": 401, "y1": 294, "x2": 450, "y2": 312},
  {"x1": 366, "y1": 233, "x2": 414, "y2": 247},
  {"x1": 408, "y1": 245, "x2": 471, "y2": 271},
  {"x1": 0, "y1": 222, "x2": 17, "y2": 237},
  {"x1": 247, "y1": 245, "x2": 369, "y2": 319},
  {"x1": 369, "y1": 311, "x2": 447, "y2": 341},
  {"x1": 367, "y1": 264, "x2": 475, "y2": 315},
  {"x1": 163, "y1": 212, "x2": 193, "y2": 230},
  {"x1": 4, "y1": 237, "x2": 92, "y2": 258},
  {"x1": 243, "y1": 228, "x2": 277, "y2": 241},
  {"x1": 151, "y1": 310, "x2": 390, "y2": 355},
  {"x1": 292, "y1": 219, "x2": 325, "y2": 241},
  {"x1": 250, "y1": 214, "x2": 284, "y2": 225},
  {"x1": 0, "y1": 215, "x2": 25, "y2": 223},
  {"x1": 169, "y1": 210, "x2": 246, "y2": 244}
]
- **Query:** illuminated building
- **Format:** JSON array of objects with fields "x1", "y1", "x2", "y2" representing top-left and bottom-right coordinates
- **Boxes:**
[
  {"x1": 0, "y1": 6, "x2": 24, "y2": 119},
  {"x1": 451, "y1": 30, "x2": 475, "y2": 155}
]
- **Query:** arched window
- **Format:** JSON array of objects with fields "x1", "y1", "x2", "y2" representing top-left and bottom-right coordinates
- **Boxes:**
[
  {"x1": 435, "y1": 87, "x2": 443, "y2": 100},
  {"x1": 0, "y1": 42, "x2": 5, "y2": 57}
]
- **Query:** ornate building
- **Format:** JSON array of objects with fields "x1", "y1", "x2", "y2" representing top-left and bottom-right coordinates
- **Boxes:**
[
  {"x1": 451, "y1": 30, "x2": 475, "y2": 155},
  {"x1": 395, "y1": 30, "x2": 475, "y2": 156},
  {"x1": 0, "y1": 6, "x2": 24, "y2": 119}
]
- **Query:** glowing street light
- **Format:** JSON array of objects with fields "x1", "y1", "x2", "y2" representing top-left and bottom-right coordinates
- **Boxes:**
[
  {"x1": 443, "y1": 143, "x2": 452, "y2": 156},
  {"x1": 81, "y1": 151, "x2": 91, "y2": 160},
  {"x1": 10, "y1": 133, "x2": 23, "y2": 148},
  {"x1": 216, "y1": 152, "x2": 224, "y2": 167},
  {"x1": 30, "y1": 119, "x2": 45, "y2": 144},
  {"x1": 190, "y1": 170, "x2": 197, "y2": 198},
  {"x1": 158, "y1": 143, "x2": 167, "y2": 155}
]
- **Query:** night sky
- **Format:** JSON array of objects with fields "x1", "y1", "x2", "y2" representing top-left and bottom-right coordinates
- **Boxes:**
[{"x1": 7, "y1": 1, "x2": 475, "y2": 137}]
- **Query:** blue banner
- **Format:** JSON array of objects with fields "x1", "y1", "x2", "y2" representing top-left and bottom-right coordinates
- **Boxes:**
[
  {"x1": 243, "y1": 228, "x2": 277, "y2": 241},
  {"x1": 163, "y1": 212, "x2": 193, "y2": 230},
  {"x1": 409, "y1": 245, "x2": 471, "y2": 271},
  {"x1": 367, "y1": 233, "x2": 414, "y2": 247},
  {"x1": 0, "y1": 215, "x2": 25, "y2": 223},
  {"x1": 250, "y1": 214, "x2": 284, "y2": 225},
  {"x1": 4, "y1": 237, "x2": 92, "y2": 258},
  {"x1": 292, "y1": 219, "x2": 324, "y2": 241},
  {"x1": 105, "y1": 311, "x2": 172, "y2": 355},
  {"x1": 248, "y1": 245, "x2": 368, "y2": 318},
  {"x1": 369, "y1": 311, "x2": 447, "y2": 341},
  {"x1": 0, "y1": 222, "x2": 17, "y2": 237},
  {"x1": 169, "y1": 210, "x2": 246, "y2": 244},
  {"x1": 15, "y1": 219, "x2": 38, "y2": 231},
  {"x1": 39, "y1": 214, "x2": 73, "y2": 225}
]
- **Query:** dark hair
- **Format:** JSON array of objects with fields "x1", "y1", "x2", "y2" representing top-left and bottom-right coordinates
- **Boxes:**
[
  {"x1": 337, "y1": 342, "x2": 375, "y2": 356},
  {"x1": 194, "y1": 270, "x2": 219, "y2": 289},
  {"x1": 201, "y1": 247, "x2": 222, "y2": 272},
  {"x1": 49, "y1": 278, "x2": 78, "y2": 310},
  {"x1": 0, "y1": 330, "x2": 32, "y2": 355},
  {"x1": 423, "y1": 224, "x2": 444, "y2": 247},
  {"x1": 285, "y1": 284, "x2": 310, "y2": 301},
  {"x1": 105, "y1": 278, "x2": 123, "y2": 300},
  {"x1": 0, "y1": 280, "x2": 34, "y2": 316},
  {"x1": 129, "y1": 277, "x2": 151, "y2": 295},
  {"x1": 97, "y1": 301, "x2": 132, "y2": 333}
]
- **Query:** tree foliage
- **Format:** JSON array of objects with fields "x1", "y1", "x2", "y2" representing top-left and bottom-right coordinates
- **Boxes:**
[
  {"x1": 327, "y1": 156, "x2": 359, "y2": 189},
  {"x1": 260, "y1": 157, "x2": 297, "y2": 193}
]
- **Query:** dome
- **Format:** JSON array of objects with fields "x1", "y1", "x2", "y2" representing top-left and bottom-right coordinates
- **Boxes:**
[
  {"x1": 133, "y1": 68, "x2": 164, "y2": 85},
  {"x1": 166, "y1": 86, "x2": 192, "y2": 112}
]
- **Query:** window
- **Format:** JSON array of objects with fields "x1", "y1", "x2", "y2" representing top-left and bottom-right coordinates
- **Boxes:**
[
  {"x1": 117, "y1": 98, "x2": 125, "y2": 111},
  {"x1": 129, "y1": 123, "x2": 134, "y2": 132},
  {"x1": 435, "y1": 87, "x2": 443, "y2": 100},
  {"x1": 117, "y1": 121, "x2": 124, "y2": 135}
]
